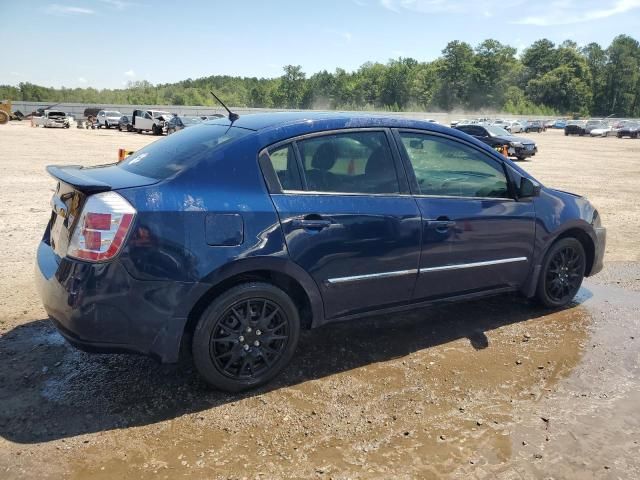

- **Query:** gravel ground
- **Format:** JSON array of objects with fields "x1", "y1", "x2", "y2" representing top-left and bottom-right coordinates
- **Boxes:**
[{"x1": 1, "y1": 122, "x2": 639, "y2": 479}]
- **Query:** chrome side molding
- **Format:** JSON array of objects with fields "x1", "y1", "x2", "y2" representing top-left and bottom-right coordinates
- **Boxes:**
[
  {"x1": 327, "y1": 269, "x2": 418, "y2": 284},
  {"x1": 326, "y1": 257, "x2": 528, "y2": 284},
  {"x1": 419, "y1": 257, "x2": 528, "y2": 273}
]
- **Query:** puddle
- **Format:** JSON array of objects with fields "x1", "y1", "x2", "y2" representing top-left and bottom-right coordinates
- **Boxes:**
[{"x1": 62, "y1": 298, "x2": 593, "y2": 478}]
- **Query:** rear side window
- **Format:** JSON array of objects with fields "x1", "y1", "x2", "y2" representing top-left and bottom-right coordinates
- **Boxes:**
[
  {"x1": 296, "y1": 131, "x2": 399, "y2": 194},
  {"x1": 399, "y1": 132, "x2": 509, "y2": 198},
  {"x1": 119, "y1": 125, "x2": 250, "y2": 179},
  {"x1": 268, "y1": 144, "x2": 302, "y2": 190}
]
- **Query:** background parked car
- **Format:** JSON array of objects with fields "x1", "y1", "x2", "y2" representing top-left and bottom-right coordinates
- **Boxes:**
[
  {"x1": 118, "y1": 115, "x2": 132, "y2": 132},
  {"x1": 552, "y1": 119, "x2": 568, "y2": 129},
  {"x1": 505, "y1": 120, "x2": 524, "y2": 134},
  {"x1": 616, "y1": 122, "x2": 639, "y2": 138},
  {"x1": 97, "y1": 110, "x2": 122, "y2": 129},
  {"x1": 584, "y1": 120, "x2": 607, "y2": 135},
  {"x1": 455, "y1": 124, "x2": 537, "y2": 161},
  {"x1": 131, "y1": 109, "x2": 172, "y2": 135},
  {"x1": 166, "y1": 115, "x2": 203, "y2": 134},
  {"x1": 524, "y1": 120, "x2": 545, "y2": 133},
  {"x1": 565, "y1": 120, "x2": 587, "y2": 136},
  {"x1": 83, "y1": 107, "x2": 102, "y2": 128},
  {"x1": 589, "y1": 124, "x2": 616, "y2": 137}
]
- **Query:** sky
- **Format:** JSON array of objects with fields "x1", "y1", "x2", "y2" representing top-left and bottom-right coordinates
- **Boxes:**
[{"x1": 1, "y1": 0, "x2": 639, "y2": 89}]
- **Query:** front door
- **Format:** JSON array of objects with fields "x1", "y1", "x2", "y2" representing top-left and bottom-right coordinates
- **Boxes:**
[
  {"x1": 264, "y1": 129, "x2": 422, "y2": 319},
  {"x1": 394, "y1": 130, "x2": 535, "y2": 300}
]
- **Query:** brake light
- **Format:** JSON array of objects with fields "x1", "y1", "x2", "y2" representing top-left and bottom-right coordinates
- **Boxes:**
[{"x1": 68, "y1": 191, "x2": 136, "y2": 262}]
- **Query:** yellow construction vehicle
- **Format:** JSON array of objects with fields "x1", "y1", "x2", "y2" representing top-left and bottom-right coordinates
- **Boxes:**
[{"x1": 0, "y1": 100, "x2": 10, "y2": 125}]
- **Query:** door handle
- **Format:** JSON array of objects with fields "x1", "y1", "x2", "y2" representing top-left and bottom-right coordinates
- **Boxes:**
[
  {"x1": 291, "y1": 217, "x2": 332, "y2": 230},
  {"x1": 427, "y1": 218, "x2": 456, "y2": 230}
]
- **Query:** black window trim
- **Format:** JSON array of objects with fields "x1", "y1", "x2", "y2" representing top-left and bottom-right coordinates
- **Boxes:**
[
  {"x1": 391, "y1": 128, "x2": 517, "y2": 202},
  {"x1": 258, "y1": 127, "x2": 411, "y2": 197}
]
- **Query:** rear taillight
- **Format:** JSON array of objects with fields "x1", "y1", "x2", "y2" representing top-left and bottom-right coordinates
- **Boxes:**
[{"x1": 68, "y1": 191, "x2": 136, "y2": 262}]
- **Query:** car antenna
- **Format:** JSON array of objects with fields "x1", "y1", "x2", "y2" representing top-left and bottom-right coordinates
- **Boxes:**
[{"x1": 210, "y1": 91, "x2": 239, "y2": 122}]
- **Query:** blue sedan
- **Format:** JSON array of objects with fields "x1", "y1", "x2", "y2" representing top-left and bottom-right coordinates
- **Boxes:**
[{"x1": 36, "y1": 112, "x2": 605, "y2": 391}]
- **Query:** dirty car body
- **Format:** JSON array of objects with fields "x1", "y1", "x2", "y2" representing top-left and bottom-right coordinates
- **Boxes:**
[{"x1": 36, "y1": 112, "x2": 606, "y2": 391}]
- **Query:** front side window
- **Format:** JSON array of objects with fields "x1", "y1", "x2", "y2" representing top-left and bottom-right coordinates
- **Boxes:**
[
  {"x1": 399, "y1": 132, "x2": 509, "y2": 199},
  {"x1": 296, "y1": 131, "x2": 399, "y2": 194}
]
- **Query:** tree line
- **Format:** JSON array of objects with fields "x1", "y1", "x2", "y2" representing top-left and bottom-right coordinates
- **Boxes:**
[{"x1": 2, "y1": 35, "x2": 639, "y2": 117}]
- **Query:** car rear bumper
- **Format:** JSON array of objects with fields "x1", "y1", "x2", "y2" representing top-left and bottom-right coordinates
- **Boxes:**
[{"x1": 35, "y1": 240, "x2": 192, "y2": 363}]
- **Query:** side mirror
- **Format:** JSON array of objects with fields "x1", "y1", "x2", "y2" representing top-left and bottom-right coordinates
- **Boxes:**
[{"x1": 519, "y1": 177, "x2": 541, "y2": 198}]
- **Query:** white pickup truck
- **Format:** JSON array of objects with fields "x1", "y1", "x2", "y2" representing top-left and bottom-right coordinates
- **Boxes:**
[
  {"x1": 32, "y1": 110, "x2": 70, "y2": 128},
  {"x1": 131, "y1": 109, "x2": 172, "y2": 135}
]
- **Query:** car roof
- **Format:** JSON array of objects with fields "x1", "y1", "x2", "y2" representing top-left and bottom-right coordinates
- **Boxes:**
[
  {"x1": 204, "y1": 111, "x2": 470, "y2": 133},
  {"x1": 200, "y1": 111, "x2": 511, "y2": 162}
]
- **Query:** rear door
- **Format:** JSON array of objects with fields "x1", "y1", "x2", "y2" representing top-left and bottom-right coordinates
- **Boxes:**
[
  {"x1": 262, "y1": 129, "x2": 422, "y2": 319},
  {"x1": 394, "y1": 130, "x2": 535, "y2": 300}
]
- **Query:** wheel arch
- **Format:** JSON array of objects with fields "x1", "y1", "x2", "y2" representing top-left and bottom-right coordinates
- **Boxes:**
[
  {"x1": 553, "y1": 227, "x2": 596, "y2": 276},
  {"x1": 522, "y1": 223, "x2": 596, "y2": 297},
  {"x1": 181, "y1": 258, "x2": 325, "y2": 351}
]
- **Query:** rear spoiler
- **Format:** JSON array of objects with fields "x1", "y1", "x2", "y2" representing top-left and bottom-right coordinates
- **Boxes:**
[{"x1": 46, "y1": 165, "x2": 112, "y2": 193}]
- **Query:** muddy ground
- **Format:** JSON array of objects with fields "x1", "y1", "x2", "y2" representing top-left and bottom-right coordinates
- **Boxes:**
[{"x1": 0, "y1": 122, "x2": 639, "y2": 479}]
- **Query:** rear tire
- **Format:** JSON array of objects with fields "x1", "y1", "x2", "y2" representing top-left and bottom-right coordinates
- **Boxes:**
[
  {"x1": 192, "y1": 282, "x2": 300, "y2": 392},
  {"x1": 536, "y1": 237, "x2": 586, "y2": 308}
]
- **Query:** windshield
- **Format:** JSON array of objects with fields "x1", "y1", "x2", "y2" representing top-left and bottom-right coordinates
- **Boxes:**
[
  {"x1": 105, "y1": 111, "x2": 121, "y2": 116},
  {"x1": 48, "y1": 111, "x2": 65, "y2": 116},
  {"x1": 118, "y1": 125, "x2": 250, "y2": 179},
  {"x1": 153, "y1": 111, "x2": 171, "y2": 118},
  {"x1": 485, "y1": 125, "x2": 511, "y2": 136}
]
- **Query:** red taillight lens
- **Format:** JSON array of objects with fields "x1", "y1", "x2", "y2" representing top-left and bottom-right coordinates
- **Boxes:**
[
  {"x1": 85, "y1": 212, "x2": 111, "y2": 230},
  {"x1": 83, "y1": 230, "x2": 102, "y2": 250},
  {"x1": 68, "y1": 192, "x2": 136, "y2": 262}
]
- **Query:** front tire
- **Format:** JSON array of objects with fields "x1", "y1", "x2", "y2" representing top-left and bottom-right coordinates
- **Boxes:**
[
  {"x1": 536, "y1": 238, "x2": 586, "y2": 308},
  {"x1": 192, "y1": 282, "x2": 300, "y2": 392}
]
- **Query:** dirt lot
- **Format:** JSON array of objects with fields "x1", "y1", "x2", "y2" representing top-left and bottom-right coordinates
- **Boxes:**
[{"x1": 1, "y1": 121, "x2": 639, "y2": 479}]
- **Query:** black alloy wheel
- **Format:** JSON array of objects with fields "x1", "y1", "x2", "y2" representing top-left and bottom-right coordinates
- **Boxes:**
[
  {"x1": 192, "y1": 282, "x2": 300, "y2": 392},
  {"x1": 536, "y1": 237, "x2": 586, "y2": 308}
]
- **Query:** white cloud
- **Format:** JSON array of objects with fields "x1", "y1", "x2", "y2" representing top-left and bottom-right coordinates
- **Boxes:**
[
  {"x1": 78, "y1": 77, "x2": 87, "y2": 83},
  {"x1": 380, "y1": 0, "x2": 400, "y2": 12},
  {"x1": 124, "y1": 69, "x2": 136, "y2": 77},
  {"x1": 377, "y1": 0, "x2": 640, "y2": 24},
  {"x1": 45, "y1": 4, "x2": 95, "y2": 15},
  {"x1": 380, "y1": 0, "x2": 468, "y2": 14},
  {"x1": 100, "y1": 0, "x2": 133, "y2": 9},
  {"x1": 513, "y1": 0, "x2": 640, "y2": 25}
]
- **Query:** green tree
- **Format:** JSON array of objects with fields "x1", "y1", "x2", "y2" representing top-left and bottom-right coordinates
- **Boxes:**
[
  {"x1": 436, "y1": 41, "x2": 476, "y2": 110},
  {"x1": 277, "y1": 65, "x2": 306, "y2": 109},
  {"x1": 604, "y1": 35, "x2": 640, "y2": 116}
]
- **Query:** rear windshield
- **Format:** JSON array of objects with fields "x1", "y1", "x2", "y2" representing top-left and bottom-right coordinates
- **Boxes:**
[{"x1": 118, "y1": 125, "x2": 250, "y2": 179}]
